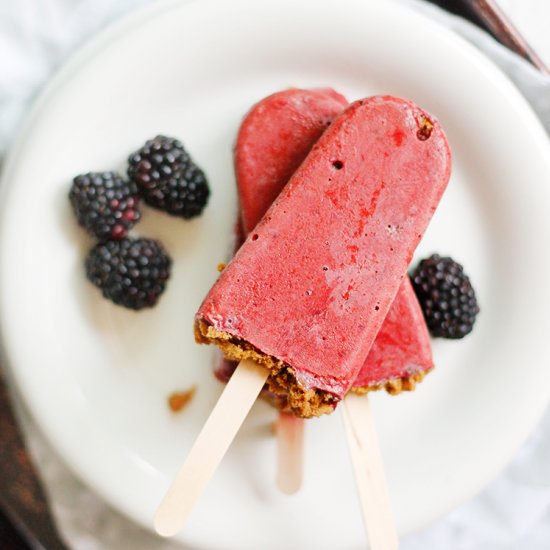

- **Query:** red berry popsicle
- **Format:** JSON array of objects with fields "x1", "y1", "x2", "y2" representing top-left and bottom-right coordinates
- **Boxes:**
[
  {"x1": 156, "y1": 95, "x2": 451, "y2": 538},
  {"x1": 235, "y1": 87, "x2": 348, "y2": 235},
  {"x1": 196, "y1": 95, "x2": 451, "y2": 418},
  {"x1": 217, "y1": 88, "x2": 434, "y2": 401},
  {"x1": 352, "y1": 281, "x2": 432, "y2": 392}
]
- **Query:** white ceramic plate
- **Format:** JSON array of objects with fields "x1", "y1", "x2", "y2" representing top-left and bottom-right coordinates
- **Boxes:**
[{"x1": 2, "y1": 0, "x2": 550, "y2": 548}]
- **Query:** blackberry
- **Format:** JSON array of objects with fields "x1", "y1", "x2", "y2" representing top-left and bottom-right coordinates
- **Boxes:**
[
  {"x1": 69, "y1": 172, "x2": 141, "y2": 240},
  {"x1": 127, "y1": 135, "x2": 209, "y2": 218},
  {"x1": 85, "y1": 238, "x2": 171, "y2": 310},
  {"x1": 410, "y1": 254, "x2": 480, "y2": 339}
]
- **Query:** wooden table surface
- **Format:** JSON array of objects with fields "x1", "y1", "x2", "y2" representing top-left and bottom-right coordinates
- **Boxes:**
[
  {"x1": 0, "y1": 2, "x2": 544, "y2": 548},
  {"x1": 0, "y1": 375, "x2": 67, "y2": 549}
]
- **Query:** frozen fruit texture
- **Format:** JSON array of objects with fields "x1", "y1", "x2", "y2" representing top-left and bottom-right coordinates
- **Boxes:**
[
  {"x1": 216, "y1": 88, "x2": 347, "y2": 388},
  {"x1": 235, "y1": 88, "x2": 347, "y2": 235},
  {"x1": 222, "y1": 88, "x2": 434, "y2": 396}
]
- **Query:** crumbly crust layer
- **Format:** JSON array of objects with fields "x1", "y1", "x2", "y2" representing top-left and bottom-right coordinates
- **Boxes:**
[
  {"x1": 195, "y1": 320, "x2": 338, "y2": 418},
  {"x1": 351, "y1": 369, "x2": 429, "y2": 395},
  {"x1": 197, "y1": 320, "x2": 431, "y2": 416}
]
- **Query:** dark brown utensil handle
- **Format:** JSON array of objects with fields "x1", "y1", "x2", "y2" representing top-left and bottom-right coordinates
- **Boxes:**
[
  {"x1": 469, "y1": 0, "x2": 550, "y2": 74},
  {"x1": 432, "y1": 0, "x2": 550, "y2": 74}
]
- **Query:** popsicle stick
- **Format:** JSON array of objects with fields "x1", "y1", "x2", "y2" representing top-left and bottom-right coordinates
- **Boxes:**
[
  {"x1": 342, "y1": 393, "x2": 398, "y2": 550},
  {"x1": 154, "y1": 358, "x2": 268, "y2": 537},
  {"x1": 276, "y1": 412, "x2": 304, "y2": 494}
]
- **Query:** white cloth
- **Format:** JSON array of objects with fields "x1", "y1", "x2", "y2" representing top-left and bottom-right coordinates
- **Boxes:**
[{"x1": 2, "y1": 1, "x2": 550, "y2": 548}]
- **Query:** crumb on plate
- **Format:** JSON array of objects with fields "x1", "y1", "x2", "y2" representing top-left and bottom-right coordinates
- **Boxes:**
[{"x1": 168, "y1": 386, "x2": 197, "y2": 412}]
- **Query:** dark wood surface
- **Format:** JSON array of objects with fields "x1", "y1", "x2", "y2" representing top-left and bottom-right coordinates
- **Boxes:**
[
  {"x1": 0, "y1": 507, "x2": 33, "y2": 550},
  {"x1": 0, "y1": 1, "x2": 545, "y2": 549},
  {"x1": 0, "y1": 375, "x2": 67, "y2": 549}
]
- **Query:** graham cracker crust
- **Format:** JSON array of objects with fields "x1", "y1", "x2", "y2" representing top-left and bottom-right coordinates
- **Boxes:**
[
  {"x1": 197, "y1": 320, "x2": 431, "y2": 416},
  {"x1": 195, "y1": 320, "x2": 337, "y2": 418},
  {"x1": 351, "y1": 369, "x2": 429, "y2": 395}
]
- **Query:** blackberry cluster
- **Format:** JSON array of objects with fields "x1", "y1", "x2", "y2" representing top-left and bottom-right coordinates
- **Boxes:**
[
  {"x1": 85, "y1": 238, "x2": 171, "y2": 310},
  {"x1": 69, "y1": 172, "x2": 140, "y2": 240},
  {"x1": 410, "y1": 254, "x2": 480, "y2": 339},
  {"x1": 127, "y1": 135, "x2": 210, "y2": 218},
  {"x1": 69, "y1": 135, "x2": 211, "y2": 309}
]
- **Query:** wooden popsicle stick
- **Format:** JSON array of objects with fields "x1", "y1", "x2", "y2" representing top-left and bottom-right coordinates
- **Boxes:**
[
  {"x1": 154, "y1": 358, "x2": 268, "y2": 537},
  {"x1": 275, "y1": 412, "x2": 304, "y2": 494},
  {"x1": 342, "y1": 393, "x2": 399, "y2": 550}
]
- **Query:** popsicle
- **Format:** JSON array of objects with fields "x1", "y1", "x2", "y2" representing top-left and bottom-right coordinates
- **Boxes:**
[
  {"x1": 156, "y1": 95, "x2": 451, "y2": 539},
  {"x1": 196, "y1": 95, "x2": 451, "y2": 418}
]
